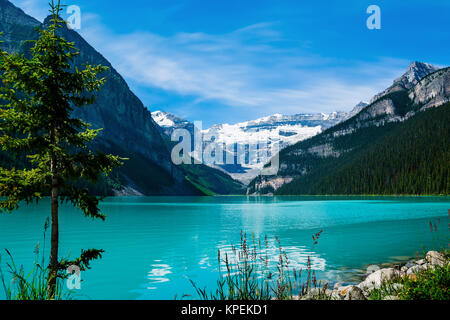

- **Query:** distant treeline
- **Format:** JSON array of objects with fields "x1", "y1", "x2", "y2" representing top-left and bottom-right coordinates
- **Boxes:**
[{"x1": 277, "y1": 103, "x2": 450, "y2": 195}]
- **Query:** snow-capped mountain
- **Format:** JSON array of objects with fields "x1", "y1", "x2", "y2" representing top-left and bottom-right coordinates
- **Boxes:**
[
  {"x1": 152, "y1": 110, "x2": 194, "y2": 137},
  {"x1": 153, "y1": 61, "x2": 442, "y2": 186},
  {"x1": 152, "y1": 108, "x2": 357, "y2": 184}
]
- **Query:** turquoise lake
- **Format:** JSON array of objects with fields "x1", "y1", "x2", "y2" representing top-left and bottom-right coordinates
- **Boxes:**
[{"x1": 0, "y1": 196, "x2": 449, "y2": 300}]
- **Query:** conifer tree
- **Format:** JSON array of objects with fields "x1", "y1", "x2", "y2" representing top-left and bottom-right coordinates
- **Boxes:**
[{"x1": 0, "y1": 1, "x2": 123, "y2": 299}]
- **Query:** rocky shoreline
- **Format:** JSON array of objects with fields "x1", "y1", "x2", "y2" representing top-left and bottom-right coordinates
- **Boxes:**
[{"x1": 300, "y1": 251, "x2": 447, "y2": 300}]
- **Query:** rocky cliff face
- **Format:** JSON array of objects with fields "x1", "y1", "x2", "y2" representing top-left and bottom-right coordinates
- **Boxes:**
[
  {"x1": 0, "y1": 0, "x2": 199, "y2": 195},
  {"x1": 409, "y1": 67, "x2": 450, "y2": 109},
  {"x1": 370, "y1": 62, "x2": 440, "y2": 103},
  {"x1": 0, "y1": 0, "x2": 39, "y2": 53}
]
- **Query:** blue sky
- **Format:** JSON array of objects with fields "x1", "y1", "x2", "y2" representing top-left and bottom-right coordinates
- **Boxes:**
[{"x1": 11, "y1": 0, "x2": 450, "y2": 127}]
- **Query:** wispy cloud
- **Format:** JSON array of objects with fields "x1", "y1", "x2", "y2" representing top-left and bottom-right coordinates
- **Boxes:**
[
  {"x1": 10, "y1": 1, "x2": 410, "y2": 119},
  {"x1": 79, "y1": 13, "x2": 408, "y2": 116}
]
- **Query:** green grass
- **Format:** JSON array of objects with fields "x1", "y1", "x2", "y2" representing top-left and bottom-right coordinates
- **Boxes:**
[
  {"x1": 0, "y1": 218, "x2": 69, "y2": 300},
  {"x1": 189, "y1": 231, "x2": 324, "y2": 300},
  {"x1": 0, "y1": 249, "x2": 67, "y2": 300}
]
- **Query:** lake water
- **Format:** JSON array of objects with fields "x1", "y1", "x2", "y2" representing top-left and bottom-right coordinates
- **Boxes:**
[{"x1": 0, "y1": 196, "x2": 449, "y2": 300}]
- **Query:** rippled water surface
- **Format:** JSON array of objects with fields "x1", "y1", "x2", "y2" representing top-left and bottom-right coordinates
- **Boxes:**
[{"x1": 0, "y1": 196, "x2": 448, "y2": 300}]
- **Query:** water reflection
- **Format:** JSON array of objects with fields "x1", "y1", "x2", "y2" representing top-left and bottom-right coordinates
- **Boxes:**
[
  {"x1": 215, "y1": 242, "x2": 327, "y2": 275},
  {"x1": 147, "y1": 262, "x2": 172, "y2": 290}
]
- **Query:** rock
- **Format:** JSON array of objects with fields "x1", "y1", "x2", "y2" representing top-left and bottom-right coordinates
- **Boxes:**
[
  {"x1": 337, "y1": 285, "x2": 352, "y2": 297},
  {"x1": 333, "y1": 282, "x2": 343, "y2": 290},
  {"x1": 383, "y1": 295, "x2": 399, "y2": 300},
  {"x1": 330, "y1": 290, "x2": 343, "y2": 300},
  {"x1": 408, "y1": 274, "x2": 418, "y2": 281},
  {"x1": 308, "y1": 288, "x2": 322, "y2": 297},
  {"x1": 405, "y1": 261, "x2": 416, "y2": 268},
  {"x1": 344, "y1": 286, "x2": 366, "y2": 301},
  {"x1": 325, "y1": 289, "x2": 333, "y2": 297},
  {"x1": 392, "y1": 283, "x2": 404, "y2": 292},
  {"x1": 358, "y1": 268, "x2": 400, "y2": 291},
  {"x1": 426, "y1": 251, "x2": 446, "y2": 267},
  {"x1": 416, "y1": 259, "x2": 426, "y2": 265},
  {"x1": 407, "y1": 264, "x2": 427, "y2": 275},
  {"x1": 409, "y1": 68, "x2": 450, "y2": 109},
  {"x1": 401, "y1": 266, "x2": 408, "y2": 272}
]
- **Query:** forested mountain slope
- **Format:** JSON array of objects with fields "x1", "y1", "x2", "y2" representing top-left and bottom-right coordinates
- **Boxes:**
[
  {"x1": 0, "y1": 0, "x2": 242, "y2": 195},
  {"x1": 248, "y1": 65, "x2": 450, "y2": 195}
]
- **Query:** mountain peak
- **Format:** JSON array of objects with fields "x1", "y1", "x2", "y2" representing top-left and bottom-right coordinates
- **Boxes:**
[
  {"x1": 355, "y1": 101, "x2": 368, "y2": 107},
  {"x1": 394, "y1": 61, "x2": 440, "y2": 89},
  {"x1": 408, "y1": 61, "x2": 435, "y2": 69},
  {"x1": 152, "y1": 110, "x2": 190, "y2": 128},
  {"x1": 370, "y1": 61, "x2": 440, "y2": 104},
  {"x1": 346, "y1": 101, "x2": 368, "y2": 119}
]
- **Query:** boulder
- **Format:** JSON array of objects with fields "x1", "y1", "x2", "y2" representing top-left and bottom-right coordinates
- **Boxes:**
[
  {"x1": 330, "y1": 290, "x2": 342, "y2": 300},
  {"x1": 383, "y1": 295, "x2": 399, "y2": 300},
  {"x1": 337, "y1": 285, "x2": 352, "y2": 297},
  {"x1": 333, "y1": 282, "x2": 343, "y2": 290},
  {"x1": 344, "y1": 286, "x2": 366, "y2": 300},
  {"x1": 358, "y1": 268, "x2": 400, "y2": 291},
  {"x1": 406, "y1": 264, "x2": 427, "y2": 275},
  {"x1": 426, "y1": 251, "x2": 446, "y2": 267},
  {"x1": 416, "y1": 259, "x2": 426, "y2": 265}
]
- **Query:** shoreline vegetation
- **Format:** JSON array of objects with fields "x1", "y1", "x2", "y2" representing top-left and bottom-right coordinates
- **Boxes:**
[
  {"x1": 189, "y1": 229, "x2": 449, "y2": 301},
  {"x1": 300, "y1": 250, "x2": 449, "y2": 301}
]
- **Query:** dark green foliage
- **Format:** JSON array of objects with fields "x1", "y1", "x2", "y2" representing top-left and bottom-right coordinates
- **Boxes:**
[
  {"x1": 0, "y1": 1, "x2": 123, "y2": 299},
  {"x1": 369, "y1": 256, "x2": 450, "y2": 301},
  {"x1": 0, "y1": 7, "x2": 123, "y2": 215},
  {"x1": 399, "y1": 263, "x2": 450, "y2": 300},
  {"x1": 276, "y1": 103, "x2": 450, "y2": 195}
]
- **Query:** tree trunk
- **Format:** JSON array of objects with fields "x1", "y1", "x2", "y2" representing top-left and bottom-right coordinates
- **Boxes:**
[{"x1": 48, "y1": 151, "x2": 59, "y2": 300}]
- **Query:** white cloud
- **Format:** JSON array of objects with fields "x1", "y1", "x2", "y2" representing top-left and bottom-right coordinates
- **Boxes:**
[
  {"x1": 78, "y1": 13, "x2": 407, "y2": 115},
  {"x1": 10, "y1": 1, "x2": 410, "y2": 117}
]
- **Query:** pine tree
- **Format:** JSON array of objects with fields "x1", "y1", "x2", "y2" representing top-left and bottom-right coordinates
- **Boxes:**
[{"x1": 0, "y1": 1, "x2": 123, "y2": 299}]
